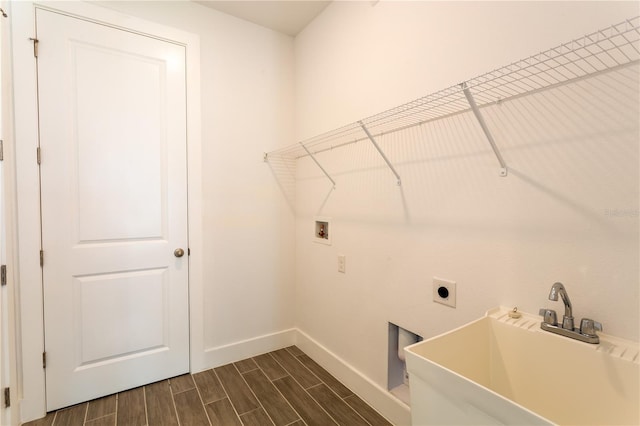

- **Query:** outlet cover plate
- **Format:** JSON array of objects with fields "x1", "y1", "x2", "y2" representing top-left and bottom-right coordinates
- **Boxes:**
[{"x1": 433, "y1": 277, "x2": 456, "y2": 308}]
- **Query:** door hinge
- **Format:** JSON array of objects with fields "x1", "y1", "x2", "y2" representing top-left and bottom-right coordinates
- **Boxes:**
[
  {"x1": 40, "y1": 250, "x2": 44, "y2": 267},
  {"x1": 3, "y1": 387, "x2": 9, "y2": 408},
  {"x1": 1, "y1": 265, "x2": 6, "y2": 286},
  {"x1": 42, "y1": 352, "x2": 47, "y2": 369},
  {"x1": 37, "y1": 147, "x2": 41, "y2": 165},
  {"x1": 0, "y1": 140, "x2": 3, "y2": 161},
  {"x1": 29, "y1": 37, "x2": 39, "y2": 58}
]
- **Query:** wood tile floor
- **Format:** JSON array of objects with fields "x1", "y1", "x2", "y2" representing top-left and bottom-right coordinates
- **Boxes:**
[{"x1": 24, "y1": 346, "x2": 393, "y2": 426}]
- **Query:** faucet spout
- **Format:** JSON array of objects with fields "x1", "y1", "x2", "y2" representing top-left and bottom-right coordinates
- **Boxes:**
[
  {"x1": 549, "y1": 282, "x2": 573, "y2": 330},
  {"x1": 539, "y1": 282, "x2": 602, "y2": 344}
]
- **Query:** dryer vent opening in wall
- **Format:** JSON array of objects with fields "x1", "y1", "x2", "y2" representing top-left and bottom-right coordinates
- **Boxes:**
[
  {"x1": 388, "y1": 323, "x2": 422, "y2": 406},
  {"x1": 314, "y1": 217, "x2": 331, "y2": 245}
]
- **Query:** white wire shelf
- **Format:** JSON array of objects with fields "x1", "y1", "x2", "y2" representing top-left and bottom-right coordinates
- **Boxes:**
[{"x1": 265, "y1": 16, "x2": 640, "y2": 178}]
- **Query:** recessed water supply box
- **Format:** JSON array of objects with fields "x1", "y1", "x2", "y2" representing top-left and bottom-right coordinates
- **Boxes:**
[
  {"x1": 313, "y1": 216, "x2": 331, "y2": 245},
  {"x1": 388, "y1": 322, "x2": 422, "y2": 405}
]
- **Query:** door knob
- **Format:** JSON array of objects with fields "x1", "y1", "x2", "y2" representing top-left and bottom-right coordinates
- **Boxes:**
[{"x1": 174, "y1": 248, "x2": 185, "y2": 258}]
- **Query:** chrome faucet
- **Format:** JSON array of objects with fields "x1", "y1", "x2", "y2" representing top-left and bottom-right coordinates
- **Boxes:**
[
  {"x1": 539, "y1": 282, "x2": 602, "y2": 344},
  {"x1": 549, "y1": 282, "x2": 573, "y2": 330}
]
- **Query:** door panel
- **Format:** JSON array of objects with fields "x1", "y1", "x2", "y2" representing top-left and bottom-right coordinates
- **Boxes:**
[
  {"x1": 73, "y1": 41, "x2": 165, "y2": 242},
  {"x1": 36, "y1": 9, "x2": 189, "y2": 410},
  {"x1": 74, "y1": 268, "x2": 169, "y2": 365}
]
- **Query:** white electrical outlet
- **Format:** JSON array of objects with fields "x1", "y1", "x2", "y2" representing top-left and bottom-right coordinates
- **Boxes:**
[
  {"x1": 338, "y1": 255, "x2": 346, "y2": 273},
  {"x1": 433, "y1": 277, "x2": 456, "y2": 308}
]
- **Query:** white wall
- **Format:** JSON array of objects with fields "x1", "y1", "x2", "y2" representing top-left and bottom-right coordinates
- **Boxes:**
[
  {"x1": 94, "y1": 0, "x2": 297, "y2": 361},
  {"x1": 293, "y1": 0, "x2": 639, "y2": 415}
]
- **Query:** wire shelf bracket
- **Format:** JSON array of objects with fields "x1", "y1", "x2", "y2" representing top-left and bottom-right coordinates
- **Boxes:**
[
  {"x1": 462, "y1": 82, "x2": 508, "y2": 177},
  {"x1": 300, "y1": 143, "x2": 336, "y2": 188},
  {"x1": 359, "y1": 121, "x2": 402, "y2": 186}
]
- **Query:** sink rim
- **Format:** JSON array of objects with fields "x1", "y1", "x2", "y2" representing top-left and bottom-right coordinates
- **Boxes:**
[{"x1": 406, "y1": 306, "x2": 640, "y2": 365}]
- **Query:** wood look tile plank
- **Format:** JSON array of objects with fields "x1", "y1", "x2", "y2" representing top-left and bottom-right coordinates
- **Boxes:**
[
  {"x1": 286, "y1": 421, "x2": 305, "y2": 426},
  {"x1": 116, "y1": 387, "x2": 146, "y2": 426},
  {"x1": 173, "y1": 388, "x2": 210, "y2": 426},
  {"x1": 84, "y1": 414, "x2": 116, "y2": 426},
  {"x1": 270, "y1": 349, "x2": 320, "y2": 389},
  {"x1": 253, "y1": 353, "x2": 288, "y2": 380},
  {"x1": 234, "y1": 358, "x2": 258, "y2": 373},
  {"x1": 86, "y1": 394, "x2": 116, "y2": 421},
  {"x1": 307, "y1": 384, "x2": 368, "y2": 426},
  {"x1": 297, "y1": 354, "x2": 353, "y2": 398},
  {"x1": 52, "y1": 404, "x2": 87, "y2": 426},
  {"x1": 286, "y1": 345, "x2": 305, "y2": 357},
  {"x1": 205, "y1": 398, "x2": 242, "y2": 426},
  {"x1": 145, "y1": 380, "x2": 179, "y2": 426},
  {"x1": 273, "y1": 376, "x2": 337, "y2": 426},
  {"x1": 344, "y1": 394, "x2": 393, "y2": 426},
  {"x1": 239, "y1": 407, "x2": 275, "y2": 426},
  {"x1": 214, "y1": 363, "x2": 259, "y2": 415},
  {"x1": 243, "y1": 368, "x2": 299, "y2": 425},
  {"x1": 170, "y1": 374, "x2": 195, "y2": 394},
  {"x1": 193, "y1": 369, "x2": 227, "y2": 404}
]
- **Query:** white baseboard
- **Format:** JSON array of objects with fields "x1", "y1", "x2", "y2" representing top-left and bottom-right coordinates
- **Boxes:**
[
  {"x1": 294, "y1": 329, "x2": 411, "y2": 426},
  {"x1": 198, "y1": 328, "x2": 297, "y2": 372}
]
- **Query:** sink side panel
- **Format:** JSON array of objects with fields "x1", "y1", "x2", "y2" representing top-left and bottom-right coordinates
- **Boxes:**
[
  {"x1": 407, "y1": 358, "x2": 551, "y2": 426},
  {"x1": 408, "y1": 317, "x2": 492, "y2": 388}
]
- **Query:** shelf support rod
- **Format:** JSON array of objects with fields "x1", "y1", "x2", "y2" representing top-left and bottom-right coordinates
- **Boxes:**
[
  {"x1": 462, "y1": 82, "x2": 508, "y2": 177},
  {"x1": 300, "y1": 143, "x2": 336, "y2": 188},
  {"x1": 359, "y1": 121, "x2": 401, "y2": 186}
]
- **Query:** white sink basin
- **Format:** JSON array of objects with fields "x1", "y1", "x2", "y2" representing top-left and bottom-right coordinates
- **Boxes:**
[{"x1": 405, "y1": 307, "x2": 639, "y2": 425}]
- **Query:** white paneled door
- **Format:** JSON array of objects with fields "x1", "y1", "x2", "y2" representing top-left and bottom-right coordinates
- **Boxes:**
[{"x1": 36, "y1": 9, "x2": 189, "y2": 411}]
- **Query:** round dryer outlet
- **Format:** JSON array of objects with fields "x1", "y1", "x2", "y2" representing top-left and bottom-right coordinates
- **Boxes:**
[{"x1": 433, "y1": 277, "x2": 456, "y2": 308}]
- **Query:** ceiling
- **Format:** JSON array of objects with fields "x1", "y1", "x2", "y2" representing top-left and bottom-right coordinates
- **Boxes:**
[{"x1": 194, "y1": 1, "x2": 332, "y2": 36}]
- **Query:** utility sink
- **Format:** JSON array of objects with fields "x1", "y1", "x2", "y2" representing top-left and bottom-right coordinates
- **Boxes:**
[{"x1": 405, "y1": 307, "x2": 639, "y2": 425}]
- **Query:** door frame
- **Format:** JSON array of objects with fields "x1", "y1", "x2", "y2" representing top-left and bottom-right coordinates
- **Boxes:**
[
  {"x1": 1, "y1": 0, "x2": 20, "y2": 424},
  {"x1": 9, "y1": 2, "x2": 203, "y2": 422}
]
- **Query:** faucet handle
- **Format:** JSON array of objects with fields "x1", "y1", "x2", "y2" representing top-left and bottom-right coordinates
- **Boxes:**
[
  {"x1": 580, "y1": 318, "x2": 603, "y2": 337},
  {"x1": 539, "y1": 308, "x2": 558, "y2": 326}
]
